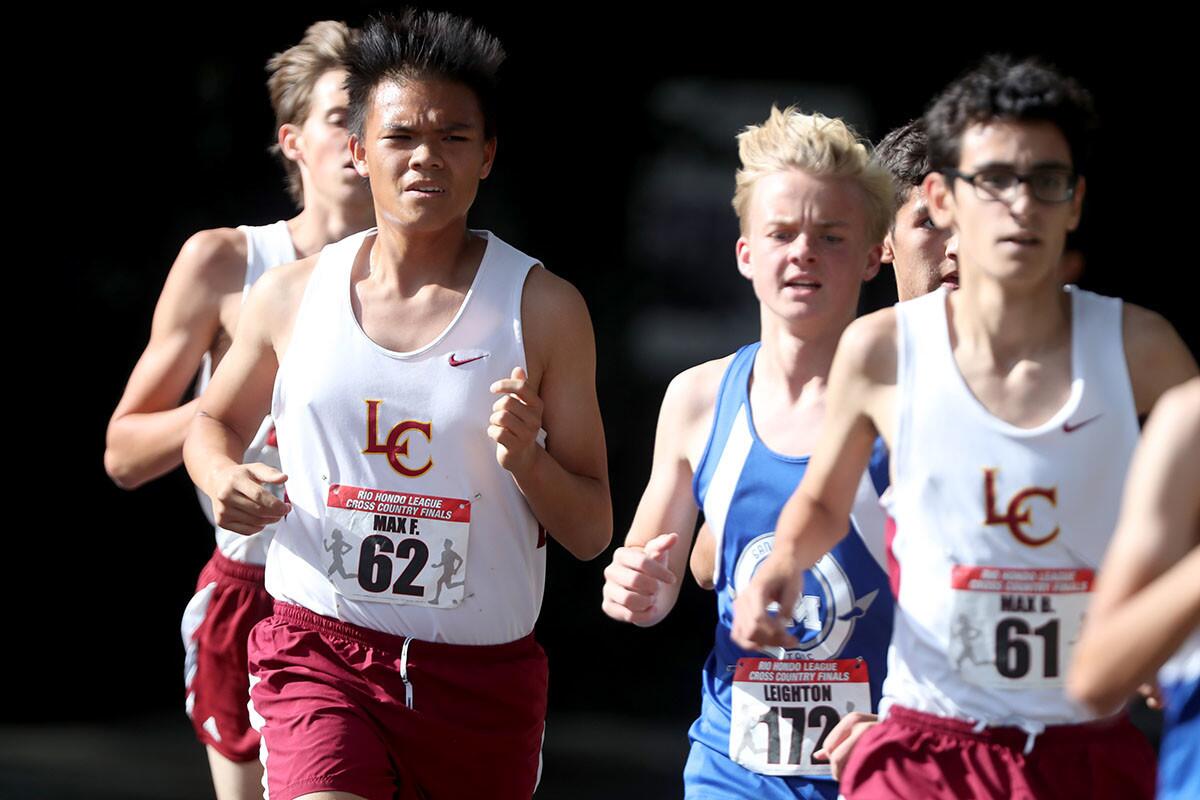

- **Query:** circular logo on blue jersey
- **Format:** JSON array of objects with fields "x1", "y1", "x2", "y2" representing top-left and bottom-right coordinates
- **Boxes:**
[{"x1": 729, "y1": 532, "x2": 878, "y2": 658}]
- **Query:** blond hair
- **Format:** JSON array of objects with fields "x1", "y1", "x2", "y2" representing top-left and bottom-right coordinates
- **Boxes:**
[
  {"x1": 732, "y1": 106, "x2": 895, "y2": 244},
  {"x1": 266, "y1": 20, "x2": 358, "y2": 205}
]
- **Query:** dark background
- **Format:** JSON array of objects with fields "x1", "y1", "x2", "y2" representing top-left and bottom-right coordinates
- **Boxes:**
[{"x1": 25, "y1": 5, "x2": 1195, "y2": 798}]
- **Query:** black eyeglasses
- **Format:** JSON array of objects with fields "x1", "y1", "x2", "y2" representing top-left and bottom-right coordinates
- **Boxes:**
[{"x1": 943, "y1": 167, "x2": 1078, "y2": 204}]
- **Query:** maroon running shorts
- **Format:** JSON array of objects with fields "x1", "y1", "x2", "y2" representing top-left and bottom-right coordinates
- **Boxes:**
[
  {"x1": 182, "y1": 549, "x2": 274, "y2": 762},
  {"x1": 248, "y1": 601, "x2": 548, "y2": 800},
  {"x1": 839, "y1": 704, "x2": 1155, "y2": 799}
]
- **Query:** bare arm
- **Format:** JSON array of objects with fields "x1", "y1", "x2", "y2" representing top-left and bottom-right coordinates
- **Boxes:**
[
  {"x1": 1123, "y1": 303, "x2": 1199, "y2": 416},
  {"x1": 488, "y1": 268, "x2": 612, "y2": 561},
  {"x1": 602, "y1": 361, "x2": 722, "y2": 626},
  {"x1": 731, "y1": 312, "x2": 895, "y2": 650},
  {"x1": 104, "y1": 229, "x2": 246, "y2": 488},
  {"x1": 183, "y1": 261, "x2": 309, "y2": 534},
  {"x1": 1068, "y1": 378, "x2": 1200, "y2": 714}
]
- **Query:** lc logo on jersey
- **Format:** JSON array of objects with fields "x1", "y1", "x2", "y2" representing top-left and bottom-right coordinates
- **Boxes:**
[
  {"x1": 363, "y1": 400, "x2": 433, "y2": 478},
  {"x1": 983, "y1": 468, "x2": 1060, "y2": 546},
  {"x1": 731, "y1": 533, "x2": 877, "y2": 659}
]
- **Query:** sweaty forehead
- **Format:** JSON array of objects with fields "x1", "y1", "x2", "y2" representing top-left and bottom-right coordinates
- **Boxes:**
[
  {"x1": 752, "y1": 170, "x2": 867, "y2": 226},
  {"x1": 959, "y1": 120, "x2": 1073, "y2": 170},
  {"x1": 309, "y1": 69, "x2": 349, "y2": 113},
  {"x1": 367, "y1": 78, "x2": 485, "y2": 129}
]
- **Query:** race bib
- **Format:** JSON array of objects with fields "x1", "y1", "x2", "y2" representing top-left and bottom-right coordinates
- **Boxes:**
[
  {"x1": 949, "y1": 565, "x2": 1092, "y2": 689},
  {"x1": 729, "y1": 657, "x2": 870, "y2": 777},
  {"x1": 323, "y1": 484, "x2": 471, "y2": 608}
]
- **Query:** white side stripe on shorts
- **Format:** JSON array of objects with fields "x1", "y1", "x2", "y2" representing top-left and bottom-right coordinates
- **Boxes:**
[{"x1": 248, "y1": 672, "x2": 270, "y2": 800}]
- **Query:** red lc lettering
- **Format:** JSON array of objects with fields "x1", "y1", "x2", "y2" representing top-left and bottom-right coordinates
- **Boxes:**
[
  {"x1": 363, "y1": 400, "x2": 433, "y2": 478},
  {"x1": 983, "y1": 468, "x2": 1060, "y2": 546}
]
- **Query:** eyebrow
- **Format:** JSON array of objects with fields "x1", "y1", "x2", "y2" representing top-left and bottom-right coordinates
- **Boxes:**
[
  {"x1": 765, "y1": 218, "x2": 849, "y2": 228},
  {"x1": 381, "y1": 121, "x2": 475, "y2": 133},
  {"x1": 971, "y1": 160, "x2": 1073, "y2": 172}
]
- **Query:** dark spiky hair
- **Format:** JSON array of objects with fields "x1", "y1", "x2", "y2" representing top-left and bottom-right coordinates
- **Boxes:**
[
  {"x1": 346, "y1": 9, "x2": 505, "y2": 139},
  {"x1": 924, "y1": 55, "x2": 1098, "y2": 175},
  {"x1": 874, "y1": 119, "x2": 930, "y2": 215}
]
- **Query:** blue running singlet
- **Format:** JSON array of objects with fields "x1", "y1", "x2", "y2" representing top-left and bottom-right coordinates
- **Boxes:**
[{"x1": 685, "y1": 343, "x2": 893, "y2": 799}]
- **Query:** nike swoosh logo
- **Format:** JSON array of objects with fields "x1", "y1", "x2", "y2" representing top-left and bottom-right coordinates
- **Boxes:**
[
  {"x1": 448, "y1": 353, "x2": 488, "y2": 367},
  {"x1": 1063, "y1": 414, "x2": 1102, "y2": 433}
]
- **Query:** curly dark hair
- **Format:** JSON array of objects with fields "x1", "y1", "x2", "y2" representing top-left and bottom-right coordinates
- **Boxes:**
[
  {"x1": 875, "y1": 119, "x2": 930, "y2": 214},
  {"x1": 924, "y1": 55, "x2": 1098, "y2": 175}
]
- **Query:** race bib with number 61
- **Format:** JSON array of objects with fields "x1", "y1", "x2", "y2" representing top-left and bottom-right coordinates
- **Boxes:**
[
  {"x1": 949, "y1": 565, "x2": 1092, "y2": 689},
  {"x1": 323, "y1": 484, "x2": 472, "y2": 608},
  {"x1": 729, "y1": 657, "x2": 870, "y2": 777}
]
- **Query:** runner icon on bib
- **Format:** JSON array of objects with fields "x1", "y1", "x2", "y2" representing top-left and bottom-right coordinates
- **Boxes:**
[
  {"x1": 325, "y1": 484, "x2": 472, "y2": 607},
  {"x1": 949, "y1": 565, "x2": 1093, "y2": 689}
]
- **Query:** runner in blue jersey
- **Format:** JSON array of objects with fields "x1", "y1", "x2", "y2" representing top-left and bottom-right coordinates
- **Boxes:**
[
  {"x1": 601, "y1": 106, "x2": 896, "y2": 799},
  {"x1": 686, "y1": 117, "x2": 959, "y2": 780}
]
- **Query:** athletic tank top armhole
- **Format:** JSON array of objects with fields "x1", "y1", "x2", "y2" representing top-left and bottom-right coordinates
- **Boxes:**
[
  {"x1": 507, "y1": 253, "x2": 541, "y2": 374},
  {"x1": 692, "y1": 344, "x2": 757, "y2": 507},
  {"x1": 504, "y1": 242, "x2": 543, "y2": 446},
  {"x1": 239, "y1": 225, "x2": 257, "y2": 285},
  {"x1": 893, "y1": 298, "x2": 915, "y2": 486},
  {"x1": 274, "y1": 230, "x2": 369, "y2": 415},
  {"x1": 1072, "y1": 287, "x2": 1137, "y2": 425}
]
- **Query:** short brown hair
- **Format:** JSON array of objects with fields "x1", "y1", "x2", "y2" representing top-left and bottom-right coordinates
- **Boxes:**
[{"x1": 266, "y1": 20, "x2": 358, "y2": 206}]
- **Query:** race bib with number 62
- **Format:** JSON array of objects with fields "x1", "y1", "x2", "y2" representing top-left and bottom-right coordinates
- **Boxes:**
[{"x1": 323, "y1": 484, "x2": 472, "y2": 608}]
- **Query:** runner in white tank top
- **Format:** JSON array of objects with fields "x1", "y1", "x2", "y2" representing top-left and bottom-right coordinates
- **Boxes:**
[
  {"x1": 184, "y1": 13, "x2": 610, "y2": 799},
  {"x1": 732, "y1": 57, "x2": 1197, "y2": 800},
  {"x1": 267, "y1": 227, "x2": 548, "y2": 643},
  {"x1": 884, "y1": 283, "x2": 1136, "y2": 724},
  {"x1": 194, "y1": 219, "x2": 295, "y2": 563},
  {"x1": 105, "y1": 22, "x2": 373, "y2": 800}
]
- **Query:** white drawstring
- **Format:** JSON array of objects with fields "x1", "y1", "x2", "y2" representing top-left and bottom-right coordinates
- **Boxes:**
[
  {"x1": 969, "y1": 715, "x2": 1045, "y2": 754},
  {"x1": 400, "y1": 637, "x2": 414, "y2": 709}
]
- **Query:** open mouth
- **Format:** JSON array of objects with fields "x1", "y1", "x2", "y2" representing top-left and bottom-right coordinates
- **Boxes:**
[
  {"x1": 1000, "y1": 234, "x2": 1041, "y2": 247},
  {"x1": 941, "y1": 270, "x2": 960, "y2": 289}
]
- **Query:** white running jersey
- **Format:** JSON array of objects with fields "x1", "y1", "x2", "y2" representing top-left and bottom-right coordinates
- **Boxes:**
[
  {"x1": 265, "y1": 229, "x2": 547, "y2": 645},
  {"x1": 885, "y1": 286, "x2": 1138, "y2": 727},
  {"x1": 195, "y1": 220, "x2": 297, "y2": 564}
]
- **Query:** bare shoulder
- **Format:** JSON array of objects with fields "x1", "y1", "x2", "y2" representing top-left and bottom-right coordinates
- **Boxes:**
[
  {"x1": 1122, "y1": 302, "x2": 1178, "y2": 354},
  {"x1": 1121, "y1": 302, "x2": 1199, "y2": 415},
  {"x1": 836, "y1": 307, "x2": 899, "y2": 384},
  {"x1": 663, "y1": 356, "x2": 733, "y2": 426},
  {"x1": 520, "y1": 265, "x2": 595, "y2": 383},
  {"x1": 664, "y1": 355, "x2": 736, "y2": 467},
  {"x1": 522, "y1": 264, "x2": 591, "y2": 328},
  {"x1": 242, "y1": 254, "x2": 320, "y2": 343},
  {"x1": 1147, "y1": 376, "x2": 1200, "y2": 442},
  {"x1": 172, "y1": 227, "x2": 250, "y2": 294}
]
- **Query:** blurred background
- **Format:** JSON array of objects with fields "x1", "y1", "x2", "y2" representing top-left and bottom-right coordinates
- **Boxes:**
[{"x1": 24, "y1": 4, "x2": 1194, "y2": 797}]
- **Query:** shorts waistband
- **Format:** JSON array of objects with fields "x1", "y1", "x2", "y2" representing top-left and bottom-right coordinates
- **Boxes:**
[
  {"x1": 271, "y1": 601, "x2": 540, "y2": 662},
  {"x1": 208, "y1": 548, "x2": 267, "y2": 583},
  {"x1": 885, "y1": 704, "x2": 1131, "y2": 749}
]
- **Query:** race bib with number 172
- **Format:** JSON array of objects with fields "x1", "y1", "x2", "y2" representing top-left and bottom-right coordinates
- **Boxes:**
[{"x1": 729, "y1": 658, "x2": 870, "y2": 777}]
